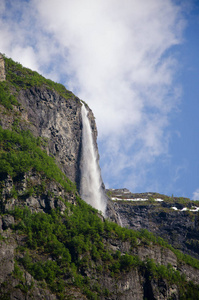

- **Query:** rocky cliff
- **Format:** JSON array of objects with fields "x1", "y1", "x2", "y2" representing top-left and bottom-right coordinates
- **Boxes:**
[
  {"x1": 107, "y1": 189, "x2": 199, "y2": 260},
  {"x1": 0, "y1": 55, "x2": 199, "y2": 299},
  {"x1": 1, "y1": 177, "x2": 199, "y2": 300},
  {"x1": 0, "y1": 54, "x2": 98, "y2": 191}
]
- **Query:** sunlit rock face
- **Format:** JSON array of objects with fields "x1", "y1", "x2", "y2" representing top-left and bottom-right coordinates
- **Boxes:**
[{"x1": 0, "y1": 54, "x2": 6, "y2": 81}]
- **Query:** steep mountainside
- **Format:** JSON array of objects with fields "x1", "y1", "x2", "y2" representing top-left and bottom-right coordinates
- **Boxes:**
[
  {"x1": 0, "y1": 54, "x2": 199, "y2": 299},
  {"x1": 0, "y1": 53, "x2": 98, "y2": 190},
  {"x1": 107, "y1": 189, "x2": 199, "y2": 260}
]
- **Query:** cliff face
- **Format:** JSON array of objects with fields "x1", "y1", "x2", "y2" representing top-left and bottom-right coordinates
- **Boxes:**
[
  {"x1": 0, "y1": 172, "x2": 78, "y2": 300},
  {"x1": 17, "y1": 86, "x2": 83, "y2": 187},
  {"x1": 1, "y1": 178, "x2": 199, "y2": 300},
  {"x1": 1, "y1": 55, "x2": 199, "y2": 299},
  {"x1": 0, "y1": 55, "x2": 98, "y2": 191},
  {"x1": 17, "y1": 87, "x2": 98, "y2": 190},
  {"x1": 107, "y1": 189, "x2": 199, "y2": 260}
]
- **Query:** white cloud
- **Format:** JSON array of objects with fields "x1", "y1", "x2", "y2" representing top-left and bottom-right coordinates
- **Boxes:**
[
  {"x1": 193, "y1": 189, "x2": 199, "y2": 201},
  {"x1": 0, "y1": 0, "x2": 187, "y2": 191}
]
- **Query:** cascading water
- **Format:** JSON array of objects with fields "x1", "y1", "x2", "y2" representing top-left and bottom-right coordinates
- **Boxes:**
[{"x1": 80, "y1": 103, "x2": 107, "y2": 216}]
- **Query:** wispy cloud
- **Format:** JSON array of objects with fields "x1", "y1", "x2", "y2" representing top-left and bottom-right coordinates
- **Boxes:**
[
  {"x1": 0, "y1": 0, "x2": 187, "y2": 191},
  {"x1": 193, "y1": 189, "x2": 199, "y2": 201}
]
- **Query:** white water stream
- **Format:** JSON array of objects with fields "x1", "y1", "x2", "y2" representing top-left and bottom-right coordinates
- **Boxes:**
[{"x1": 80, "y1": 104, "x2": 107, "y2": 215}]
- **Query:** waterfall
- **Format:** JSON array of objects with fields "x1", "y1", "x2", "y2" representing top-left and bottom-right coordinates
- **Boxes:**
[
  {"x1": 80, "y1": 103, "x2": 107, "y2": 215},
  {"x1": 117, "y1": 213, "x2": 123, "y2": 227}
]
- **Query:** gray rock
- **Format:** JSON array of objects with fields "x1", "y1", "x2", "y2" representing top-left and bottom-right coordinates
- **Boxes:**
[
  {"x1": 0, "y1": 54, "x2": 6, "y2": 81},
  {"x1": 0, "y1": 239, "x2": 15, "y2": 283},
  {"x1": 16, "y1": 86, "x2": 98, "y2": 191},
  {"x1": 108, "y1": 196, "x2": 199, "y2": 260},
  {"x1": 2, "y1": 215, "x2": 15, "y2": 230}
]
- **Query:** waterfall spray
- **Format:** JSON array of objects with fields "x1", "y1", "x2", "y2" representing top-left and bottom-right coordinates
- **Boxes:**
[{"x1": 80, "y1": 103, "x2": 107, "y2": 215}]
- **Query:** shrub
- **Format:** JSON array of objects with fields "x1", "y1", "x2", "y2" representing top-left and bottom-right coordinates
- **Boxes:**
[{"x1": 0, "y1": 82, "x2": 19, "y2": 110}]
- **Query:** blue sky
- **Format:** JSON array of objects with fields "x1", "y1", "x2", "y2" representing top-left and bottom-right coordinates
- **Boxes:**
[
  {"x1": 168, "y1": 1, "x2": 199, "y2": 199},
  {"x1": 0, "y1": 0, "x2": 199, "y2": 199}
]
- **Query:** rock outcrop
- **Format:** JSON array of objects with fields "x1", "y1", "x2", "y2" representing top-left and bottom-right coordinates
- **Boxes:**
[
  {"x1": 0, "y1": 54, "x2": 6, "y2": 81},
  {"x1": 0, "y1": 171, "x2": 76, "y2": 214}
]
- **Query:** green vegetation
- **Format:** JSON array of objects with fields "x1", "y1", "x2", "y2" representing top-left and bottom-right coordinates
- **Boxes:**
[
  {"x1": 171, "y1": 247, "x2": 199, "y2": 269},
  {"x1": 0, "y1": 126, "x2": 76, "y2": 192},
  {"x1": 145, "y1": 259, "x2": 185, "y2": 284},
  {"x1": 0, "y1": 81, "x2": 19, "y2": 110},
  {"x1": 179, "y1": 281, "x2": 199, "y2": 299},
  {"x1": 138, "y1": 229, "x2": 199, "y2": 270},
  {"x1": 13, "y1": 260, "x2": 24, "y2": 280},
  {"x1": 3, "y1": 55, "x2": 74, "y2": 99},
  {"x1": 10, "y1": 204, "x2": 199, "y2": 299},
  {"x1": 106, "y1": 190, "x2": 113, "y2": 198},
  {"x1": 10, "y1": 204, "x2": 110, "y2": 298}
]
